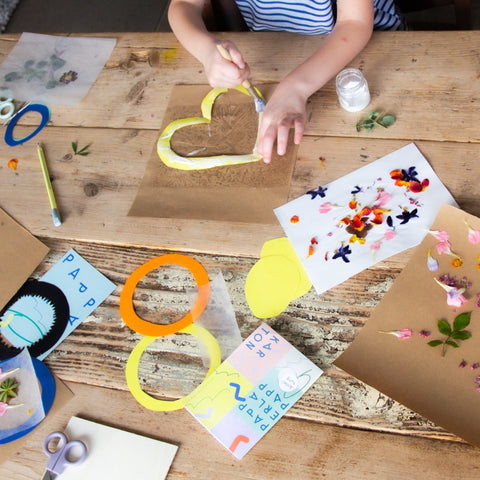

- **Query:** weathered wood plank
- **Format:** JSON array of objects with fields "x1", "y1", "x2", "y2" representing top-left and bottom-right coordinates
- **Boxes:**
[
  {"x1": 1, "y1": 132, "x2": 477, "y2": 256},
  {"x1": 26, "y1": 237, "x2": 462, "y2": 442},
  {"x1": 0, "y1": 32, "x2": 478, "y2": 143},
  {"x1": 2, "y1": 381, "x2": 479, "y2": 480}
]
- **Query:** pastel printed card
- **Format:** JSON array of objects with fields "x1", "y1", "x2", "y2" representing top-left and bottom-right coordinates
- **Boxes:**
[
  {"x1": 184, "y1": 323, "x2": 322, "y2": 459},
  {"x1": 274, "y1": 143, "x2": 456, "y2": 294}
]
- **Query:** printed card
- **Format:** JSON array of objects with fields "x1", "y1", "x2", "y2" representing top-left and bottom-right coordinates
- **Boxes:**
[
  {"x1": 0, "y1": 249, "x2": 116, "y2": 360},
  {"x1": 184, "y1": 323, "x2": 322, "y2": 459}
]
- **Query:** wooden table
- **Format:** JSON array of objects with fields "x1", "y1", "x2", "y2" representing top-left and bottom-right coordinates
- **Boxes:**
[{"x1": 1, "y1": 31, "x2": 480, "y2": 479}]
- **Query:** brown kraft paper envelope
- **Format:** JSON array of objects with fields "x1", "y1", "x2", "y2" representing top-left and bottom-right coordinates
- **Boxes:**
[
  {"x1": 0, "y1": 208, "x2": 49, "y2": 311},
  {"x1": 128, "y1": 84, "x2": 297, "y2": 224},
  {"x1": 335, "y1": 204, "x2": 480, "y2": 446}
]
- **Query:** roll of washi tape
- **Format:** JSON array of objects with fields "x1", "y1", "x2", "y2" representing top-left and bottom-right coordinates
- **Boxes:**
[
  {"x1": 4, "y1": 103, "x2": 50, "y2": 146},
  {"x1": 0, "y1": 97, "x2": 15, "y2": 120},
  {"x1": 125, "y1": 324, "x2": 221, "y2": 411},
  {"x1": 120, "y1": 254, "x2": 211, "y2": 337}
]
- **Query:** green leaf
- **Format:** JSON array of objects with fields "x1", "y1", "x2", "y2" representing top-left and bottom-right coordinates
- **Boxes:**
[
  {"x1": 367, "y1": 111, "x2": 379, "y2": 120},
  {"x1": 438, "y1": 319, "x2": 452, "y2": 336},
  {"x1": 50, "y1": 56, "x2": 66, "y2": 71},
  {"x1": 451, "y1": 330, "x2": 471, "y2": 340},
  {"x1": 427, "y1": 340, "x2": 443, "y2": 347},
  {"x1": 72, "y1": 141, "x2": 78, "y2": 153},
  {"x1": 24, "y1": 59, "x2": 34, "y2": 68},
  {"x1": 453, "y1": 312, "x2": 471, "y2": 331},
  {"x1": 445, "y1": 340, "x2": 459, "y2": 348},
  {"x1": 77, "y1": 143, "x2": 91, "y2": 154},
  {"x1": 4, "y1": 71, "x2": 21, "y2": 82},
  {"x1": 381, "y1": 115, "x2": 396, "y2": 127},
  {"x1": 36, "y1": 60, "x2": 48, "y2": 68},
  {"x1": 46, "y1": 79, "x2": 58, "y2": 89}
]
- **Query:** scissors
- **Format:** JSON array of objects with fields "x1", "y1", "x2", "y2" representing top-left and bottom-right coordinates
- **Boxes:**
[{"x1": 41, "y1": 431, "x2": 88, "y2": 480}]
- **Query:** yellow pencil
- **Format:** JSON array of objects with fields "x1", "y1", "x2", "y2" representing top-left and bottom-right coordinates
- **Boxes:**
[{"x1": 37, "y1": 143, "x2": 61, "y2": 227}]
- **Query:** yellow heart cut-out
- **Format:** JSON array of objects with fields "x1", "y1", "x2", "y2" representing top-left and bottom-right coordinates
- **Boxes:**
[{"x1": 157, "y1": 86, "x2": 263, "y2": 170}]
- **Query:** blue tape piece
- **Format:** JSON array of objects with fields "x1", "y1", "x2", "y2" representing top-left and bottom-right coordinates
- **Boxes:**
[
  {"x1": 4, "y1": 103, "x2": 50, "y2": 146},
  {"x1": 0, "y1": 357, "x2": 56, "y2": 444}
]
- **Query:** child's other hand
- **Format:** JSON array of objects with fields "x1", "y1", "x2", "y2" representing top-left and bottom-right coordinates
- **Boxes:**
[
  {"x1": 258, "y1": 82, "x2": 307, "y2": 164},
  {"x1": 204, "y1": 40, "x2": 251, "y2": 88}
]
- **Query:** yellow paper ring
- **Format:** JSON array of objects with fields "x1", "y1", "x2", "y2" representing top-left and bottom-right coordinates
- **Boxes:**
[
  {"x1": 120, "y1": 254, "x2": 211, "y2": 336},
  {"x1": 125, "y1": 324, "x2": 221, "y2": 411}
]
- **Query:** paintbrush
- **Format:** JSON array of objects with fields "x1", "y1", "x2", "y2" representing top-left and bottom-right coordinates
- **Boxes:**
[{"x1": 216, "y1": 44, "x2": 265, "y2": 113}]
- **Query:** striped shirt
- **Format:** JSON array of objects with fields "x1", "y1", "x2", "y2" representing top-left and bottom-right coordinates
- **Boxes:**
[{"x1": 235, "y1": 0, "x2": 404, "y2": 34}]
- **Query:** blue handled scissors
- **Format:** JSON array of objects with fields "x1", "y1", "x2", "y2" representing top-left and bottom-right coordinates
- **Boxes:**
[{"x1": 41, "y1": 431, "x2": 88, "y2": 480}]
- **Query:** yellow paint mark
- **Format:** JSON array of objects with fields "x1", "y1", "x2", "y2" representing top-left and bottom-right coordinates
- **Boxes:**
[
  {"x1": 0, "y1": 313, "x2": 14, "y2": 327},
  {"x1": 160, "y1": 48, "x2": 177, "y2": 62}
]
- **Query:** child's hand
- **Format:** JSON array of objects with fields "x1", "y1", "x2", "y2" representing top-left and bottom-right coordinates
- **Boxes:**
[
  {"x1": 258, "y1": 82, "x2": 307, "y2": 164},
  {"x1": 203, "y1": 40, "x2": 251, "y2": 88}
]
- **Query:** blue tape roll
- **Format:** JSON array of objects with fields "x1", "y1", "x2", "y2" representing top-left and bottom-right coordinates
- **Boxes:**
[
  {"x1": 4, "y1": 103, "x2": 50, "y2": 146},
  {"x1": 0, "y1": 357, "x2": 56, "y2": 444}
]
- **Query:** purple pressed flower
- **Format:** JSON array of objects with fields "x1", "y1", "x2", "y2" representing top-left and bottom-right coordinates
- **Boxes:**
[
  {"x1": 306, "y1": 186, "x2": 327, "y2": 199},
  {"x1": 459, "y1": 360, "x2": 467, "y2": 368},
  {"x1": 418, "y1": 330, "x2": 430, "y2": 338},
  {"x1": 471, "y1": 363, "x2": 479, "y2": 371},
  {"x1": 427, "y1": 249, "x2": 438, "y2": 272},
  {"x1": 332, "y1": 244, "x2": 352, "y2": 263}
]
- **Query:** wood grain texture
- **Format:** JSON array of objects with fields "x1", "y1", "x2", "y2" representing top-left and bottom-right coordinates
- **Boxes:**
[
  {"x1": 1, "y1": 31, "x2": 480, "y2": 474},
  {"x1": 2, "y1": 381, "x2": 480, "y2": 480},
  {"x1": 22, "y1": 237, "x2": 460, "y2": 443}
]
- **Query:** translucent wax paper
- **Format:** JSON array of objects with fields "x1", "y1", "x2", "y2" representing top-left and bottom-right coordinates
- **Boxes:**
[
  {"x1": 0, "y1": 33, "x2": 116, "y2": 106},
  {"x1": 0, "y1": 349, "x2": 45, "y2": 441}
]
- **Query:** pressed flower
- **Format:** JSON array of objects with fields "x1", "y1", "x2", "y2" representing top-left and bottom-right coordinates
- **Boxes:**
[
  {"x1": 332, "y1": 244, "x2": 352, "y2": 263},
  {"x1": 459, "y1": 359, "x2": 467, "y2": 368},
  {"x1": 436, "y1": 240, "x2": 451, "y2": 255},
  {"x1": 290, "y1": 215, "x2": 299, "y2": 224},
  {"x1": 378, "y1": 329, "x2": 412, "y2": 340},
  {"x1": 471, "y1": 363, "x2": 479, "y2": 371},
  {"x1": 0, "y1": 402, "x2": 23, "y2": 417},
  {"x1": 428, "y1": 230, "x2": 450, "y2": 242},
  {"x1": 7, "y1": 158, "x2": 18, "y2": 171},
  {"x1": 306, "y1": 186, "x2": 327, "y2": 199},
  {"x1": 384, "y1": 230, "x2": 396, "y2": 241},
  {"x1": 434, "y1": 278, "x2": 467, "y2": 308},
  {"x1": 451, "y1": 258, "x2": 463, "y2": 268},
  {"x1": 427, "y1": 249, "x2": 439, "y2": 271},
  {"x1": 396, "y1": 208, "x2": 418, "y2": 225},
  {"x1": 307, "y1": 244, "x2": 315, "y2": 259},
  {"x1": 370, "y1": 241, "x2": 382, "y2": 252},
  {"x1": 319, "y1": 202, "x2": 332, "y2": 214},
  {"x1": 418, "y1": 330, "x2": 430, "y2": 338},
  {"x1": 348, "y1": 199, "x2": 357, "y2": 210},
  {"x1": 350, "y1": 234, "x2": 365, "y2": 245},
  {"x1": 310, "y1": 237, "x2": 318, "y2": 245},
  {"x1": 465, "y1": 221, "x2": 480, "y2": 244},
  {"x1": 374, "y1": 190, "x2": 391, "y2": 207}
]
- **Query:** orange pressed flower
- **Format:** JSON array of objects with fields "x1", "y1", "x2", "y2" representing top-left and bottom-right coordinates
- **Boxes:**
[
  {"x1": 290, "y1": 215, "x2": 299, "y2": 224},
  {"x1": 7, "y1": 159, "x2": 18, "y2": 171}
]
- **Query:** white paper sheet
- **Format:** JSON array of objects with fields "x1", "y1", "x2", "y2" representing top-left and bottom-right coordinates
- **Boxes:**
[
  {"x1": 0, "y1": 33, "x2": 116, "y2": 106},
  {"x1": 274, "y1": 143, "x2": 457, "y2": 294},
  {"x1": 61, "y1": 417, "x2": 178, "y2": 480}
]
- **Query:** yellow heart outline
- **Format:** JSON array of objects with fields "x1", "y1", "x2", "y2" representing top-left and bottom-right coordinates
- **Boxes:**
[{"x1": 157, "y1": 86, "x2": 263, "y2": 170}]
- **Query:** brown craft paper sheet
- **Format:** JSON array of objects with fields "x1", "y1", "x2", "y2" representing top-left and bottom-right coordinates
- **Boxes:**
[
  {"x1": 335, "y1": 204, "x2": 480, "y2": 446},
  {"x1": 128, "y1": 84, "x2": 298, "y2": 224},
  {"x1": 0, "y1": 208, "x2": 49, "y2": 311},
  {"x1": 0, "y1": 375, "x2": 73, "y2": 464}
]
